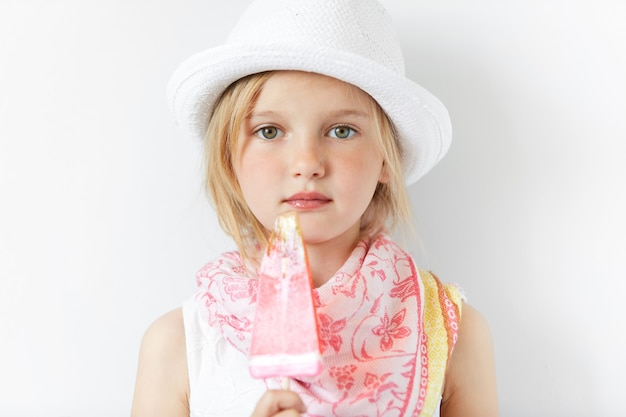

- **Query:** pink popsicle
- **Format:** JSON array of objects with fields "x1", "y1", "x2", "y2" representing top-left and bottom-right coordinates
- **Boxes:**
[{"x1": 249, "y1": 211, "x2": 322, "y2": 380}]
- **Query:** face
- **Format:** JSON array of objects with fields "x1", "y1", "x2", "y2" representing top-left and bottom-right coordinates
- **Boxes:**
[{"x1": 234, "y1": 71, "x2": 387, "y2": 250}]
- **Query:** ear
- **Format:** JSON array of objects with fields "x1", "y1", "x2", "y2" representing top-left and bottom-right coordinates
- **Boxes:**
[{"x1": 378, "y1": 161, "x2": 390, "y2": 184}]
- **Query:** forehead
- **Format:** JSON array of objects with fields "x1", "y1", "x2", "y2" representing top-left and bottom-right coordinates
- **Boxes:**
[{"x1": 253, "y1": 70, "x2": 376, "y2": 111}]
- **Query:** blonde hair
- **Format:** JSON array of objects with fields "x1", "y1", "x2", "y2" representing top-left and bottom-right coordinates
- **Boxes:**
[{"x1": 204, "y1": 71, "x2": 412, "y2": 259}]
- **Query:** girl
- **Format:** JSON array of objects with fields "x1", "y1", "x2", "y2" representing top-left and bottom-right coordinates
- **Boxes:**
[{"x1": 131, "y1": 0, "x2": 498, "y2": 416}]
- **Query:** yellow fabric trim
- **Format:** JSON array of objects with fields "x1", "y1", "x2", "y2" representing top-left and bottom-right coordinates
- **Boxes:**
[{"x1": 419, "y1": 269, "x2": 463, "y2": 416}]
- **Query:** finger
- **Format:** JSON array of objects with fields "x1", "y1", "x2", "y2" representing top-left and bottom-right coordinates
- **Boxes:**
[
  {"x1": 273, "y1": 410, "x2": 305, "y2": 417},
  {"x1": 251, "y1": 389, "x2": 306, "y2": 416}
]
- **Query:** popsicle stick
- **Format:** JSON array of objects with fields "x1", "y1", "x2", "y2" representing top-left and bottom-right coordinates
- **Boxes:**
[{"x1": 282, "y1": 376, "x2": 291, "y2": 390}]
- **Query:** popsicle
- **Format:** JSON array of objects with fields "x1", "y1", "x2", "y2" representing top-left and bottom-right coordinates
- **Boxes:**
[{"x1": 249, "y1": 211, "x2": 322, "y2": 383}]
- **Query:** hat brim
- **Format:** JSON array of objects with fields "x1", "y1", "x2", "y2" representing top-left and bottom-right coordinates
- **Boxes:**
[{"x1": 167, "y1": 43, "x2": 451, "y2": 185}]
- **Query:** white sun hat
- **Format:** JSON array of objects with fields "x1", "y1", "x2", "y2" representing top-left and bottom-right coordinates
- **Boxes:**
[{"x1": 167, "y1": 0, "x2": 452, "y2": 185}]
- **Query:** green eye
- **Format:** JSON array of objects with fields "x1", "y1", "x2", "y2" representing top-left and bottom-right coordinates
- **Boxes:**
[
  {"x1": 329, "y1": 125, "x2": 356, "y2": 139},
  {"x1": 255, "y1": 126, "x2": 282, "y2": 140}
]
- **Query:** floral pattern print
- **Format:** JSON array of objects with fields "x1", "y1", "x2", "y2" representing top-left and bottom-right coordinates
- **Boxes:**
[
  {"x1": 193, "y1": 234, "x2": 463, "y2": 416},
  {"x1": 372, "y1": 308, "x2": 412, "y2": 351},
  {"x1": 318, "y1": 313, "x2": 346, "y2": 354}
]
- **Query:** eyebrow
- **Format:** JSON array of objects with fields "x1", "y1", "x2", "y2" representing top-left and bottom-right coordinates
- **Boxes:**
[
  {"x1": 247, "y1": 110, "x2": 278, "y2": 119},
  {"x1": 325, "y1": 109, "x2": 370, "y2": 119},
  {"x1": 248, "y1": 109, "x2": 370, "y2": 119}
]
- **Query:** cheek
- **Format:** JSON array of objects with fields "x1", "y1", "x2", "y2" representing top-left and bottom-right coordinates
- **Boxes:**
[
  {"x1": 234, "y1": 147, "x2": 280, "y2": 213},
  {"x1": 354, "y1": 151, "x2": 386, "y2": 183},
  {"x1": 234, "y1": 143, "x2": 262, "y2": 186},
  {"x1": 236, "y1": 148, "x2": 277, "y2": 180}
]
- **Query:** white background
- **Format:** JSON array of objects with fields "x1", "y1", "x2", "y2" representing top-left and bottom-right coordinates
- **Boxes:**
[{"x1": 1, "y1": 1, "x2": 624, "y2": 416}]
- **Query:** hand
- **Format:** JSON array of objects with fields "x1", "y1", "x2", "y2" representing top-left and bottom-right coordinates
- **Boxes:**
[{"x1": 250, "y1": 389, "x2": 307, "y2": 417}]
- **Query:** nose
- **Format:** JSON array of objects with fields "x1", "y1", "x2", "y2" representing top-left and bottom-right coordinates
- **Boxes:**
[{"x1": 289, "y1": 135, "x2": 325, "y2": 179}]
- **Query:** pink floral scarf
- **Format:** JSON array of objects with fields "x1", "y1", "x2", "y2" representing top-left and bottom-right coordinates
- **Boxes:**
[{"x1": 194, "y1": 234, "x2": 453, "y2": 416}]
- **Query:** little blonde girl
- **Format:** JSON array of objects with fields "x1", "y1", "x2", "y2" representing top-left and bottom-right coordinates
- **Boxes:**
[{"x1": 131, "y1": 0, "x2": 498, "y2": 416}]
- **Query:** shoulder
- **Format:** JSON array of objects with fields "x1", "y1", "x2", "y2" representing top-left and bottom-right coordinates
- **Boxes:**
[
  {"x1": 137, "y1": 308, "x2": 187, "y2": 373},
  {"x1": 143, "y1": 307, "x2": 185, "y2": 343},
  {"x1": 441, "y1": 303, "x2": 499, "y2": 416},
  {"x1": 131, "y1": 308, "x2": 190, "y2": 417}
]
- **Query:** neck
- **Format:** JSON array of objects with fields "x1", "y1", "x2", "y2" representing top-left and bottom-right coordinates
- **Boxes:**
[
  {"x1": 245, "y1": 226, "x2": 365, "y2": 288},
  {"x1": 305, "y1": 230, "x2": 363, "y2": 288}
]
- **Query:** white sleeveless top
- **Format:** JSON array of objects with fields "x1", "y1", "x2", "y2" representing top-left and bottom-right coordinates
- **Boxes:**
[{"x1": 183, "y1": 298, "x2": 271, "y2": 417}]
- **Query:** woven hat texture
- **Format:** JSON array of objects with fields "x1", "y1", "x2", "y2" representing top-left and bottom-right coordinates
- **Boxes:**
[{"x1": 167, "y1": 0, "x2": 452, "y2": 184}]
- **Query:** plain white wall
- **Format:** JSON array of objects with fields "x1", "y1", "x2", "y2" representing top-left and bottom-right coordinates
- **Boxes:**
[{"x1": 0, "y1": 1, "x2": 624, "y2": 416}]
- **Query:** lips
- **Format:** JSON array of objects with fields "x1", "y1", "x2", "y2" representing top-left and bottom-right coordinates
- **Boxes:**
[{"x1": 284, "y1": 192, "x2": 332, "y2": 209}]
